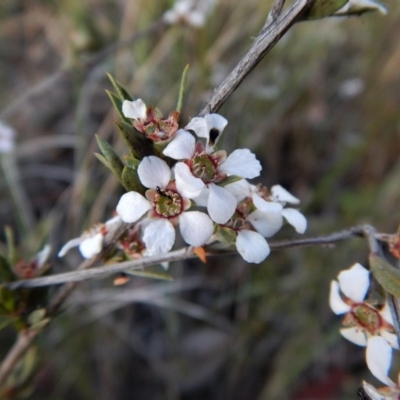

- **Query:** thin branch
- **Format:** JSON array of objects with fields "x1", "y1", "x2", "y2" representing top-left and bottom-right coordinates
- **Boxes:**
[
  {"x1": 264, "y1": 0, "x2": 287, "y2": 29},
  {"x1": 10, "y1": 248, "x2": 194, "y2": 290},
  {"x1": 0, "y1": 330, "x2": 40, "y2": 387},
  {"x1": 7, "y1": 224, "x2": 377, "y2": 289},
  {"x1": 197, "y1": 0, "x2": 312, "y2": 116}
]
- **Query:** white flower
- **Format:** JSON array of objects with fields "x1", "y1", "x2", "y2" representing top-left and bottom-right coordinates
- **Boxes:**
[
  {"x1": 184, "y1": 113, "x2": 227, "y2": 152},
  {"x1": 58, "y1": 216, "x2": 122, "y2": 259},
  {"x1": 13, "y1": 245, "x2": 51, "y2": 279},
  {"x1": 235, "y1": 229, "x2": 270, "y2": 264},
  {"x1": 163, "y1": 115, "x2": 261, "y2": 224},
  {"x1": 329, "y1": 263, "x2": 399, "y2": 349},
  {"x1": 226, "y1": 180, "x2": 307, "y2": 236},
  {"x1": 362, "y1": 337, "x2": 400, "y2": 400},
  {"x1": 122, "y1": 99, "x2": 147, "y2": 121},
  {"x1": 0, "y1": 121, "x2": 16, "y2": 154},
  {"x1": 116, "y1": 156, "x2": 213, "y2": 255},
  {"x1": 163, "y1": 0, "x2": 217, "y2": 28}
]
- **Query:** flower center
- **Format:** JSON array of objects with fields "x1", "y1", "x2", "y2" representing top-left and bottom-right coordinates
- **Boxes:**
[
  {"x1": 191, "y1": 154, "x2": 217, "y2": 182},
  {"x1": 351, "y1": 304, "x2": 382, "y2": 334},
  {"x1": 154, "y1": 187, "x2": 183, "y2": 218}
]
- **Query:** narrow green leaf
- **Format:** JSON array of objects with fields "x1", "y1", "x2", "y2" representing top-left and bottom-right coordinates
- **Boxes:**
[
  {"x1": 177, "y1": 64, "x2": 189, "y2": 113},
  {"x1": 95, "y1": 135, "x2": 125, "y2": 178},
  {"x1": 13, "y1": 346, "x2": 38, "y2": 386},
  {"x1": 124, "y1": 265, "x2": 173, "y2": 281},
  {"x1": 214, "y1": 225, "x2": 237, "y2": 245},
  {"x1": 0, "y1": 286, "x2": 16, "y2": 312},
  {"x1": 106, "y1": 90, "x2": 130, "y2": 123},
  {"x1": 94, "y1": 153, "x2": 110, "y2": 168},
  {"x1": 124, "y1": 155, "x2": 140, "y2": 169},
  {"x1": 301, "y1": 0, "x2": 348, "y2": 19},
  {"x1": 116, "y1": 121, "x2": 155, "y2": 160},
  {"x1": 369, "y1": 252, "x2": 400, "y2": 297},
  {"x1": 5, "y1": 226, "x2": 16, "y2": 266},
  {"x1": 106, "y1": 73, "x2": 134, "y2": 101},
  {"x1": 94, "y1": 154, "x2": 125, "y2": 186},
  {"x1": 121, "y1": 166, "x2": 146, "y2": 194},
  {"x1": 217, "y1": 176, "x2": 242, "y2": 187},
  {"x1": 0, "y1": 254, "x2": 14, "y2": 283}
]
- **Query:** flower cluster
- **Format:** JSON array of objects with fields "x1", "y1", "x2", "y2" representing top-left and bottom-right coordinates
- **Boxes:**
[
  {"x1": 329, "y1": 263, "x2": 400, "y2": 399},
  {"x1": 163, "y1": 0, "x2": 217, "y2": 28},
  {"x1": 58, "y1": 95, "x2": 307, "y2": 264}
]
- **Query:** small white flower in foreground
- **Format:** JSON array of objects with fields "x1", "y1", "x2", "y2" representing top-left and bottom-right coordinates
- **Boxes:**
[
  {"x1": 14, "y1": 245, "x2": 51, "y2": 279},
  {"x1": 122, "y1": 98, "x2": 179, "y2": 142},
  {"x1": 362, "y1": 336, "x2": 400, "y2": 400},
  {"x1": 163, "y1": 114, "x2": 262, "y2": 224},
  {"x1": 329, "y1": 263, "x2": 398, "y2": 349},
  {"x1": 116, "y1": 156, "x2": 213, "y2": 255},
  {"x1": 0, "y1": 120, "x2": 16, "y2": 154},
  {"x1": 226, "y1": 180, "x2": 307, "y2": 236},
  {"x1": 163, "y1": 0, "x2": 217, "y2": 28},
  {"x1": 208, "y1": 181, "x2": 306, "y2": 264},
  {"x1": 58, "y1": 216, "x2": 122, "y2": 259}
]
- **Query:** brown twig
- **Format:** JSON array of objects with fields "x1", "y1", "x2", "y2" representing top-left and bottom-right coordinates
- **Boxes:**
[{"x1": 0, "y1": 329, "x2": 40, "y2": 387}]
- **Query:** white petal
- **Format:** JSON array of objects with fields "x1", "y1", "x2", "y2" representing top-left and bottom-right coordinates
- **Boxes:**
[
  {"x1": 105, "y1": 215, "x2": 122, "y2": 228},
  {"x1": 205, "y1": 114, "x2": 228, "y2": 133},
  {"x1": 179, "y1": 211, "x2": 214, "y2": 246},
  {"x1": 329, "y1": 281, "x2": 351, "y2": 314},
  {"x1": 79, "y1": 233, "x2": 103, "y2": 259},
  {"x1": 185, "y1": 117, "x2": 209, "y2": 139},
  {"x1": 381, "y1": 330, "x2": 400, "y2": 350},
  {"x1": 186, "y1": 10, "x2": 206, "y2": 27},
  {"x1": 36, "y1": 245, "x2": 51, "y2": 266},
  {"x1": 219, "y1": 149, "x2": 261, "y2": 179},
  {"x1": 192, "y1": 188, "x2": 209, "y2": 207},
  {"x1": 163, "y1": 129, "x2": 195, "y2": 160},
  {"x1": 143, "y1": 219, "x2": 175, "y2": 255},
  {"x1": 208, "y1": 183, "x2": 237, "y2": 224},
  {"x1": 362, "y1": 381, "x2": 384, "y2": 400},
  {"x1": 366, "y1": 336, "x2": 395, "y2": 386},
  {"x1": 116, "y1": 192, "x2": 152, "y2": 223},
  {"x1": 271, "y1": 185, "x2": 300, "y2": 205},
  {"x1": 380, "y1": 302, "x2": 394, "y2": 326},
  {"x1": 138, "y1": 156, "x2": 171, "y2": 189},
  {"x1": 281, "y1": 208, "x2": 307, "y2": 234},
  {"x1": 122, "y1": 99, "x2": 147, "y2": 120},
  {"x1": 338, "y1": 263, "x2": 370, "y2": 302},
  {"x1": 340, "y1": 327, "x2": 368, "y2": 346},
  {"x1": 224, "y1": 179, "x2": 251, "y2": 202},
  {"x1": 236, "y1": 230, "x2": 270, "y2": 264},
  {"x1": 253, "y1": 194, "x2": 283, "y2": 213},
  {"x1": 335, "y1": 0, "x2": 387, "y2": 15},
  {"x1": 58, "y1": 237, "x2": 83, "y2": 257},
  {"x1": 175, "y1": 162, "x2": 205, "y2": 198},
  {"x1": 247, "y1": 209, "x2": 283, "y2": 238}
]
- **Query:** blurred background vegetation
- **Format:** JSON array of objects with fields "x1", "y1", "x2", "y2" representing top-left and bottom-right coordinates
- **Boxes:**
[{"x1": 1, "y1": 0, "x2": 400, "y2": 398}]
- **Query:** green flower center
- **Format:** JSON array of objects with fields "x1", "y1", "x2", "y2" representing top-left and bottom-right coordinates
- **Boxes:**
[
  {"x1": 191, "y1": 154, "x2": 216, "y2": 183},
  {"x1": 352, "y1": 304, "x2": 381, "y2": 333},
  {"x1": 154, "y1": 188, "x2": 182, "y2": 218}
]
